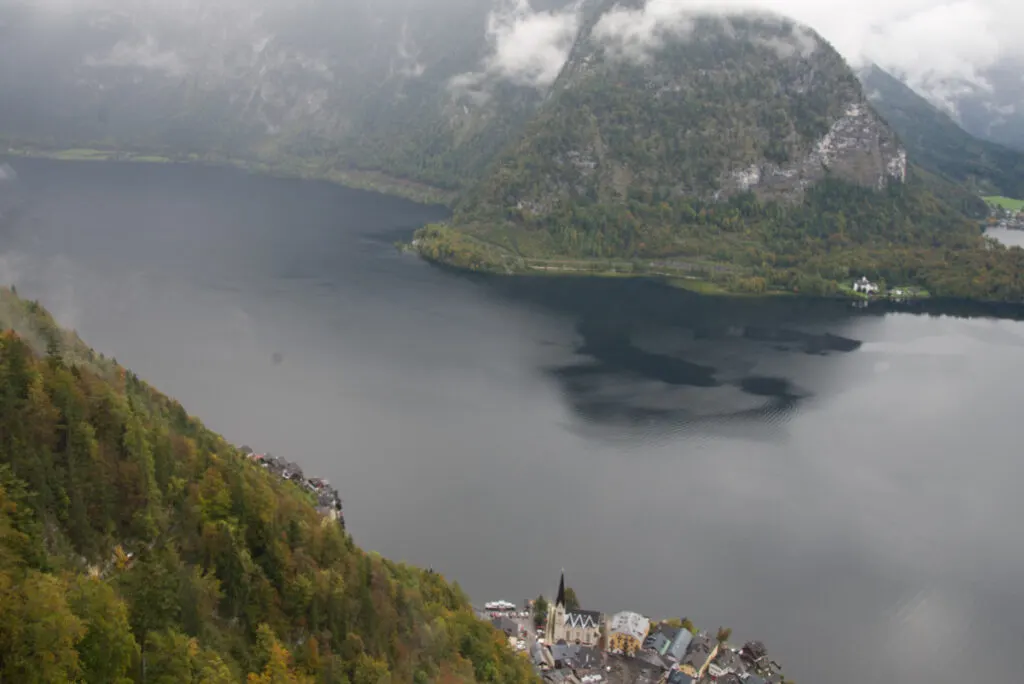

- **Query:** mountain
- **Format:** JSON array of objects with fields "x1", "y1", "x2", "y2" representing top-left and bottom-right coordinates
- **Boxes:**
[
  {"x1": 418, "y1": 9, "x2": 1024, "y2": 302},
  {"x1": 0, "y1": 0, "x2": 571, "y2": 193},
  {"x1": 922, "y1": 60, "x2": 1024, "y2": 153},
  {"x1": 457, "y1": 12, "x2": 906, "y2": 228},
  {"x1": 860, "y1": 64, "x2": 1024, "y2": 204},
  {"x1": 0, "y1": 287, "x2": 536, "y2": 684}
]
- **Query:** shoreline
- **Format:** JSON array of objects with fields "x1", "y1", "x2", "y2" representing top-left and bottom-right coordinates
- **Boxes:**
[
  {"x1": 408, "y1": 228, "x2": 931, "y2": 302},
  {"x1": 1, "y1": 144, "x2": 458, "y2": 207}
]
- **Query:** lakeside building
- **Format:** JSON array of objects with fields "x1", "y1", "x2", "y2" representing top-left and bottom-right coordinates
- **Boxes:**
[
  {"x1": 546, "y1": 572, "x2": 603, "y2": 646},
  {"x1": 853, "y1": 276, "x2": 879, "y2": 294},
  {"x1": 606, "y1": 611, "x2": 650, "y2": 655}
]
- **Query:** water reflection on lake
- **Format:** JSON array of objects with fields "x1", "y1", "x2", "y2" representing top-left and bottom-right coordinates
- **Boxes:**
[{"x1": 2, "y1": 158, "x2": 1024, "y2": 684}]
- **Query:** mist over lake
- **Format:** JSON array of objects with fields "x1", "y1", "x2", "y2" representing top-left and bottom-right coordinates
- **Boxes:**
[{"x1": 2, "y1": 158, "x2": 1023, "y2": 684}]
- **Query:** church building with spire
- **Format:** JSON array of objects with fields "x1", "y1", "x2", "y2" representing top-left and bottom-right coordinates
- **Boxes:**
[{"x1": 545, "y1": 571, "x2": 603, "y2": 647}]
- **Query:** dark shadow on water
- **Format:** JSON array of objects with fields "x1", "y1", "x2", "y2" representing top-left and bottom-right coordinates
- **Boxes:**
[{"x1": 445, "y1": 273, "x2": 868, "y2": 439}]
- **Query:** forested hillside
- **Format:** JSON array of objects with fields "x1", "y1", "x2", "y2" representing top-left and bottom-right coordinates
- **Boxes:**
[
  {"x1": 458, "y1": 12, "x2": 905, "y2": 228},
  {"x1": 412, "y1": 10, "x2": 1024, "y2": 303},
  {"x1": 860, "y1": 65, "x2": 1024, "y2": 202},
  {"x1": 0, "y1": 287, "x2": 535, "y2": 683}
]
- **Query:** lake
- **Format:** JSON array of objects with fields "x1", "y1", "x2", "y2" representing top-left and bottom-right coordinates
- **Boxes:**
[{"x1": 2, "y1": 158, "x2": 1024, "y2": 684}]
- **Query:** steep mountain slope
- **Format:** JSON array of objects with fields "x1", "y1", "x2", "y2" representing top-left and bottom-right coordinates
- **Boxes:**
[
  {"x1": 860, "y1": 64, "x2": 1024, "y2": 202},
  {"x1": 934, "y1": 60, "x2": 1024, "y2": 152},
  {"x1": 0, "y1": 287, "x2": 536, "y2": 684},
  {"x1": 459, "y1": 12, "x2": 906, "y2": 227}
]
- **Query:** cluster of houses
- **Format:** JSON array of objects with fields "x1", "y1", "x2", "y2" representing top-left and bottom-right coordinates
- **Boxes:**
[
  {"x1": 525, "y1": 573, "x2": 786, "y2": 684},
  {"x1": 245, "y1": 451, "x2": 344, "y2": 528},
  {"x1": 987, "y1": 204, "x2": 1024, "y2": 230}
]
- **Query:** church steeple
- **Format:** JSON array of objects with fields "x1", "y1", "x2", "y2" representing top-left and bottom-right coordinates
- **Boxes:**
[{"x1": 556, "y1": 570, "x2": 566, "y2": 608}]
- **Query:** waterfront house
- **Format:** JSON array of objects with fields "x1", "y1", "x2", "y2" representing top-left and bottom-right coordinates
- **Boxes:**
[
  {"x1": 853, "y1": 276, "x2": 879, "y2": 294},
  {"x1": 678, "y1": 633, "x2": 718, "y2": 679},
  {"x1": 606, "y1": 611, "x2": 650, "y2": 655},
  {"x1": 710, "y1": 647, "x2": 746, "y2": 676},
  {"x1": 664, "y1": 627, "x2": 693, "y2": 663},
  {"x1": 740, "y1": 641, "x2": 768, "y2": 667},
  {"x1": 642, "y1": 624, "x2": 677, "y2": 655}
]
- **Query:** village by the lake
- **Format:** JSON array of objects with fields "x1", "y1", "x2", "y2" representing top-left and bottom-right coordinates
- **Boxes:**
[
  {"x1": 244, "y1": 450, "x2": 345, "y2": 527},
  {"x1": 481, "y1": 573, "x2": 790, "y2": 684}
]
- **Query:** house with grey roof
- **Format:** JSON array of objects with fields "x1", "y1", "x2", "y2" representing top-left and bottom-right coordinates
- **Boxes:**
[
  {"x1": 664, "y1": 627, "x2": 693, "y2": 663},
  {"x1": 642, "y1": 625, "x2": 678, "y2": 655},
  {"x1": 678, "y1": 633, "x2": 718, "y2": 679},
  {"x1": 710, "y1": 647, "x2": 746, "y2": 676},
  {"x1": 492, "y1": 615, "x2": 518, "y2": 638},
  {"x1": 549, "y1": 643, "x2": 603, "y2": 672}
]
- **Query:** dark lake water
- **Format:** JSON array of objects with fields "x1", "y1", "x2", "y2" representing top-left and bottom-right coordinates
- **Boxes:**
[{"x1": 3, "y1": 158, "x2": 1024, "y2": 684}]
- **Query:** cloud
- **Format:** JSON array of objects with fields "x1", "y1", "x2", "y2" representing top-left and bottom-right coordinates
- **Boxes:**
[
  {"x1": 450, "y1": 0, "x2": 580, "y2": 93},
  {"x1": 592, "y1": 1, "x2": 823, "y2": 63},
  {"x1": 17, "y1": 0, "x2": 1024, "y2": 115},
  {"x1": 592, "y1": 0, "x2": 699, "y2": 62},
  {"x1": 85, "y1": 36, "x2": 188, "y2": 77}
]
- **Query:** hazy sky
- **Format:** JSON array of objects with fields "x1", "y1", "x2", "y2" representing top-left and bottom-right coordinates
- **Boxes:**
[{"x1": 17, "y1": 0, "x2": 1024, "y2": 109}]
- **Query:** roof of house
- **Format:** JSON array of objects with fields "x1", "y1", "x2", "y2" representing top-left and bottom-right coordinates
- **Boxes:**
[
  {"x1": 643, "y1": 631, "x2": 673, "y2": 654},
  {"x1": 608, "y1": 611, "x2": 650, "y2": 642},
  {"x1": 549, "y1": 643, "x2": 602, "y2": 671},
  {"x1": 563, "y1": 610, "x2": 602, "y2": 630},
  {"x1": 573, "y1": 646, "x2": 602, "y2": 670},
  {"x1": 742, "y1": 641, "x2": 768, "y2": 661},
  {"x1": 665, "y1": 629, "x2": 693, "y2": 661},
  {"x1": 491, "y1": 616, "x2": 518, "y2": 634},
  {"x1": 713, "y1": 648, "x2": 746, "y2": 674},
  {"x1": 550, "y1": 644, "x2": 578, "y2": 667},
  {"x1": 667, "y1": 671, "x2": 694, "y2": 684},
  {"x1": 680, "y1": 634, "x2": 715, "y2": 669}
]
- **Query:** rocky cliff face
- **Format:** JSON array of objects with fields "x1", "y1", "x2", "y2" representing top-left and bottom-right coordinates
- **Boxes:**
[
  {"x1": 457, "y1": 11, "x2": 908, "y2": 226},
  {"x1": 721, "y1": 103, "x2": 907, "y2": 201}
]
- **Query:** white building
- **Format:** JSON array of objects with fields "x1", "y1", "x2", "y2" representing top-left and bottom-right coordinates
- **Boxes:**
[
  {"x1": 606, "y1": 611, "x2": 650, "y2": 655},
  {"x1": 853, "y1": 276, "x2": 879, "y2": 294}
]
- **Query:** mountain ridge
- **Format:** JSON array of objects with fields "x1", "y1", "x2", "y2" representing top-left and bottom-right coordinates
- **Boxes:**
[{"x1": 859, "y1": 64, "x2": 1024, "y2": 203}]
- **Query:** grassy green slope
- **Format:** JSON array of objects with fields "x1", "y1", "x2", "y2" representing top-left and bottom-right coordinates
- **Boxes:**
[
  {"x1": 0, "y1": 287, "x2": 536, "y2": 684},
  {"x1": 985, "y1": 196, "x2": 1024, "y2": 212}
]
